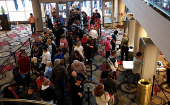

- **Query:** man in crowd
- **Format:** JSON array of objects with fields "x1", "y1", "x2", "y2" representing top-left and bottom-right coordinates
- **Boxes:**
[
  {"x1": 105, "y1": 36, "x2": 112, "y2": 60},
  {"x1": 41, "y1": 46, "x2": 51, "y2": 71},
  {"x1": 52, "y1": 59, "x2": 68, "y2": 105},
  {"x1": 82, "y1": 24, "x2": 89, "y2": 35},
  {"x1": 29, "y1": 13, "x2": 36, "y2": 34},
  {"x1": 100, "y1": 64, "x2": 111, "y2": 80},
  {"x1": 95, "y1": 9, "x2": 101, "y2": 19},
  {"x1": 126, "y1": 52, "x2": 143, "y2": 90},
  {"x1": 121, "y1": 34, "x2": 129, "y2": 61},
  {"x1": 69, "y1": 21, "x2": 78, "y2": 40},
  {"x1": 111, "y1": 30, "x2": 118, "y2": 51},
  {"x1": 71, "y1": 60, "x2": 86, "y2": 75},
  {"x1": 86, "y1": 36, "x2": 94, "y2": 62},
  {"x1": 59, "y1": 14, "x2": 65, "y2": 25},
  {"x1": 46, "y1": 15, "x2": 53, "y2": 29},
  {"x1": 19, "y1": 84, "x2": 36, "y2": 105},
  {"x1": 17, "y1": 52, "x2": 30, "y2": 87},
  {"x1": 52, "y1": 8, "x2": 57, "y2": 23}
]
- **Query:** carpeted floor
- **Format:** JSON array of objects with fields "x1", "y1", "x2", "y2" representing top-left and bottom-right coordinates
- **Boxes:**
[{"x1": 0, "y1": 24, "x2": 170, "y2": 105}]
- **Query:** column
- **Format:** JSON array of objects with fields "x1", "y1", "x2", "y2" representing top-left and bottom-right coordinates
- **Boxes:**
[
  {"x1": 140, "y1": 37, "x2": 158, "y2": 82},
  {"x1": 133, "y1": 20, "x2": 147, "y2": 57},
  {"x1": 117, "y1": 0, "x2": 125, "y2": 25},
  {"x1": 32, "y1": 0, "x2": 43, "y2": 31},
  {"x1": 128, "y1": 18, "x2": 136, "y2": 47}
]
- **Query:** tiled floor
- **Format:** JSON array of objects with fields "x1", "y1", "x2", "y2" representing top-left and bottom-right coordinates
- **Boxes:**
[{"x1": 0, "y1": 24, "x2": 170, "y2": 105}]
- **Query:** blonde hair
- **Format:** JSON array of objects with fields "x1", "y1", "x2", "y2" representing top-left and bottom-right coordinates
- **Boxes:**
[
  {"x1": 42, "y1": 79, "x2": 50, "y2": 86},
  {"x1": 60, "y1": 59, "x2": 64, "y2": 66},
  {"x1": 46, "y1": 39, "x2": 52, "y2": 46},
  {"x1": 32, "y1": 57, "x2": 37, "y2": 63},
  {"x1": 46, "y1": 61, "x2": 51, "y2": 68}
]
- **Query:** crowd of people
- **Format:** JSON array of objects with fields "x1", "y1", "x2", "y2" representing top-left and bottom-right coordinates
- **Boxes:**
[{"x1": 2, "y1": 4, "x2": 145, "y2": 105}]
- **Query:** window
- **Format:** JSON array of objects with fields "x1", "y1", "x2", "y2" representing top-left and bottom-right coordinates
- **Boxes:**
[{"x1": 1, "y1": 0, "x2": 33, "y2": 21}]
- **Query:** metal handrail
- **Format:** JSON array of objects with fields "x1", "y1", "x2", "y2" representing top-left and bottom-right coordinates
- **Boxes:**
[
  {"x1": 0, "y1": 38, "x2": 31, "y2": 68},
  {"x1": 152, "y1": 75, "x2": 170, "y2": 105},
  {"x1": 0, "y1": 98, "x2": 53, "y2": 105}
]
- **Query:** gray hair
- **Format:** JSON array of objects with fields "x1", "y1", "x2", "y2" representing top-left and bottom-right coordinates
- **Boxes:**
[
  {"x1": 55, "y1": 59, "x2": 60, "y2": 65},
  {"x1": 73, "y1": 60, "x2": 79, "y2": 64}
]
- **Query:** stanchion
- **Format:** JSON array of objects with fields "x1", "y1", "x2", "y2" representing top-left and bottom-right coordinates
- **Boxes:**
[
  {"x1": 151, "y1": 75, "x2": 155, "y2": 96},
  {"x1": 100, "y1": 24, "x2": 101, "y2": 36},
  {"x1": 168, "y1": 101, "x2": 170, "y2": 105},
  {"x1": 88, "y1": 59, "x2": 95, "y2": 81},
  {"x1": 13, "y1": 52, "x2": 16, "y2": 64},
  {"x1": 87, "y1": 86, "x2": 90, "y2": 105}
]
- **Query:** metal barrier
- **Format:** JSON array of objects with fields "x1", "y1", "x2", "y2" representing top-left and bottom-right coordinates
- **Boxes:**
[
  {"x1": 0, "y1": 38, "x2": 31, "y2": 68},
  {"x1": 151, "y1": 75, "x2": 170, "y2": 105},
  {"x1": 0, "y1": 98, "x2": 52, "y2": 105}
]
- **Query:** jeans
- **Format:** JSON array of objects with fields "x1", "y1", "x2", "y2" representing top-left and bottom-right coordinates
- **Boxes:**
[
  {"x1": 56, "y1": 82, "x2": 65, "y2": 105},
  {"x1": 23, "y1": 72, "x2": 30, "y2": 87},
  {"x1": 106, "y1": 51, "x2": 110, "y2": 60},
  {"x1": 121, "y1": 46, "x2": 129, "y2": 61},
  {"x1": 31, "y1": 23, "x2": 36, "y2": 34}
]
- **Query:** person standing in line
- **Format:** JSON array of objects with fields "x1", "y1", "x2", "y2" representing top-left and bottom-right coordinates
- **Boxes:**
[
  {"x1": 71, "y1": 76, "x2": 84, "y2": 105},
  {"x1": 86, "y1": 36, "x2": 94, "y2": 62},
  {"x1": 120, "y1": 34, "x2": 129, "y2": 61},
  {"x1": 93, "y1": 83, "x2": 110, "y2": 105},
  {"x1": 46, "y1": 15, "x2": 53, "y2": 30},
  {"x1": 102, "y1": 72, "x2": 117, "y2": 105},
  {"x1": 29, "y1": 13, "x2": 36, "y2": 34},
  {"x1": 52, "y1": 59, "x2": 68, "y2": 105},
  {"x1": 41, "y1": 46, "x2": 51, "y2": 71},
  {"x1": 107, "y1": 51, "x2": 118, "y2": 80},
  {"x1": 17, "y1": 52, "x2": 30, "y2": 87},
  {"x1": 105, "y1": 36, "x2": 112, "y2": 60},
  {"x1": 111, "y1": 30, "x2": 118, "y2": 51},
  {"x1": 95, "y1": 9, "x2": 101, "y2": 19}
]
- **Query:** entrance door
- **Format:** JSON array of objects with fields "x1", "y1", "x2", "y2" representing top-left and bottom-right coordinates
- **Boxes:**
[
  {"x1": 56, "y1": 2, "x2": 69, "y2": 24},
  {"x1": 102, "y1": 0, "x2": 114, "y2": 26}
]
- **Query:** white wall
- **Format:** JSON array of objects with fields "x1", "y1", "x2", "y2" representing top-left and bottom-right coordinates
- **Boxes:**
[{"x1": 122, "y1": 0, "x2": 170, "y2": 63}]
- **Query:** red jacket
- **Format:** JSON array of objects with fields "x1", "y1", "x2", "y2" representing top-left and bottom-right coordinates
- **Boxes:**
[{"x1": 17, "y1": 56, "x2": 30, "y2": 73}]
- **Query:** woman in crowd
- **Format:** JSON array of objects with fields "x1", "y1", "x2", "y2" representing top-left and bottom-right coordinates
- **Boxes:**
[
  {"x1": 40, "y1": 80, "x2": 56, "y2": 104},
  {"x1": 74, "y1": 41, "x2": 84, "y2": 58},
  {"x1": 36, "y1": 71, "x2": 52, "y2": 91},
  {"x1": 93, "y1": 83, "x2": 110, "y2": 105},
  {"x1": 31, "y1": 57, "x2": 41, "y2": 78},
  {"x1": 44, "y1": 61, "x2": 52, "y2": 80},
  {"x1": 71, "y1": 50, "x2": 84, "y2": 63},
  {"x1": 60, "y1": 34, "x2": 69, "y2": 52},
  {"x1": 46, "y1": 39, "x2": 56, "y2": 59}
]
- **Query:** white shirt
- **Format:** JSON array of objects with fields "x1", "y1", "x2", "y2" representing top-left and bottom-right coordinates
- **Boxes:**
[
  {"x1": 132, "y1": 57, "x2": 142, "y2": 74},
  {"x1": 74, "y1": 45, "x2": 84, "y2": 57},
  {"x1": 93, "y1": 91, "x2": 110, "y2": 105},
  {"x1": 42, "y1": 51, "x2": 51, "y2": 64},
  {"x1": 89, "y1": 29, "x2": 98, "y2": 39},
  {"x1": 48, "y1": 44, "x2": 52, "y2": 54}
]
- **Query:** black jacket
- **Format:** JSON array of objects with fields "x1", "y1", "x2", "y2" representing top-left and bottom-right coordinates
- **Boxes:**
[
  {"x1": 19, "y1": 91, "x2": 36, "y2": 105},
  {"x1": 40, "y1": 86, "x2": 56, "y2": 101},
  {"x1": 102, "y1": 78, "x2": 117, "y2": 95},
  {"x1": 52, "y1": 65, "x2": 68, "y2": 83},
  {"x1": 46, "y1": 18, "x2": 53, "y2": 29},
  {"x1": 3, "y1": 86, "x2": 17, "y2": 105}
]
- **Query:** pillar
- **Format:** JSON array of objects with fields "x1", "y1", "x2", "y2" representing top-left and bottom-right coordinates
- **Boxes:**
[
  {"x1": 140, "y1": 37, "x2": 158, "y2": 82},
  {"x1": 117, "y1": 0, "x2": 125, "y2": 25},
  {"x1": 128, "y1": 18, "x2": 136, "y2": 47},
  {"x1": 31, "y1": 0, "x2": 43, "y2": 32},
  {"x1": 133, "y1": 20, "x2": 147, "y2": 57}
]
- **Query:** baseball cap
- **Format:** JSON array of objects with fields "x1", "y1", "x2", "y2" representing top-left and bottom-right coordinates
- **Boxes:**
[
  {"x1": 76, "y1": 76, "x2": 83, "y2": 81},
  {"x1": 107, "y1": 36, "x2": 112, "y2": 40}
]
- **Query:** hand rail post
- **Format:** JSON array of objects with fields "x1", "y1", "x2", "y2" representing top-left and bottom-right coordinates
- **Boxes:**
[
  {"x1": 13, "y1": 52, "x2": 16, "y2": 64},
  {"x1": 87, "y1": 86, "x2": 90, "y2": 105},
  {"x1": 151, "y1": 75, "x2": 155, "y2": 96}
]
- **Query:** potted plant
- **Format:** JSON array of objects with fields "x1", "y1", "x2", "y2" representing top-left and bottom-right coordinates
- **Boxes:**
[{"x1": 1, "y1": 6, "x2": 5, "y2": 15}]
